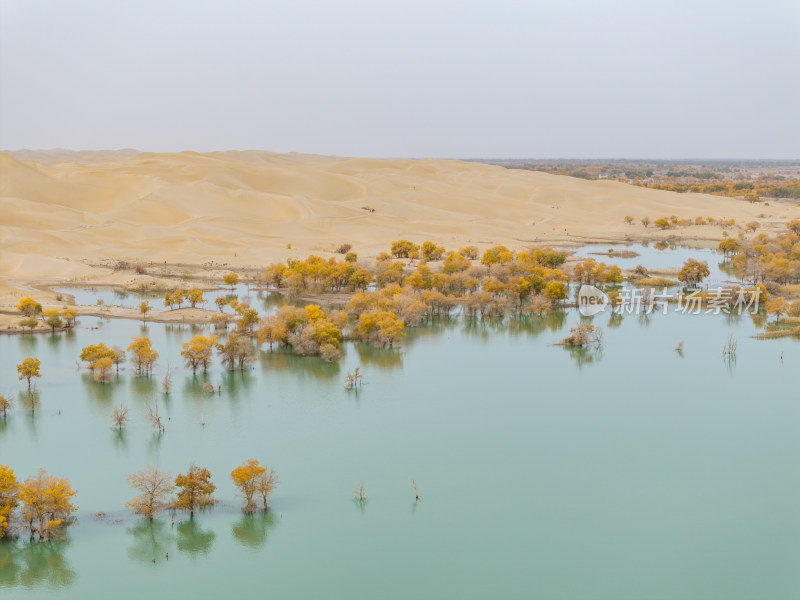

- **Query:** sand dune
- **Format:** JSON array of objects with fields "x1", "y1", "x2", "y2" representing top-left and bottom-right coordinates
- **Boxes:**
[{"x1": 2, "y1": 150, "x2": 799, "y2": 297}]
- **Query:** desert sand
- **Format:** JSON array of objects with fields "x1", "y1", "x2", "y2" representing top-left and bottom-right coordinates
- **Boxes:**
[{"x1": 2, "y1": 149, "x2": 798, "y2": 328}]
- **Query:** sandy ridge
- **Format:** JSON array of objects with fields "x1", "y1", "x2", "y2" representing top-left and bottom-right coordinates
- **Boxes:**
[{"x1": 2, "y1": 150, "x2": 798, "y2": 309}]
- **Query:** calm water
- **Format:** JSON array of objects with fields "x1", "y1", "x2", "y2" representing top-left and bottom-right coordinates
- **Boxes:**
[
  {"x1": 54, "y1": 285, "x2": 291, "y2": 312},
  {"x1": 568, "y1": 243, "x2": 732, "y2": 286},
  {"x1": 1, "y1": 300, "x2": 799, "y2": 598}
]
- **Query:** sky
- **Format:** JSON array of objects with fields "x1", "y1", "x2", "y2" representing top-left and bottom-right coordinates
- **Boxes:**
[{"x1": 1, "y1": 0, "x2": 798, "y2": 158}]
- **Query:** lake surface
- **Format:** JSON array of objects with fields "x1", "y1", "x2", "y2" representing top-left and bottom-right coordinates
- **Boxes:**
[
  {"x1": 567, "y1": 242, "x2": 733, "y2": 286},
  {"x1": 1, "y1": 293, "x2": 799, "y2": 598},
  {"x1": 54, "y1": 284, "x2": 288, "y2": 312}
]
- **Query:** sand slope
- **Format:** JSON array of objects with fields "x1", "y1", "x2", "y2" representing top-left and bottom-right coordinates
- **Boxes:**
[{"x1": 2, "y1": 150, "x2": 798, "y2": 288}]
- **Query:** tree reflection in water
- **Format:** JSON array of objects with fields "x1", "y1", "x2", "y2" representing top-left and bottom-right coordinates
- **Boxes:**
[
  {"x1": 564, "y1": 344, "x2": 603, "y2": 369},
  {"x1": 81, "y1": 372, "x2": 116, "y2": 405},
  {"x1": 127, "y1": 515, "x2": 218, "y2": 563},
  {"x1": 461, "y1": 310, "x2": 569, "y2": 341},
  {"x1": 353, "y1": 344, "x2": 403, "y2": 370},
  {"x1": 259, "y1": 349, "x2": 342, "y2": 380},
  {"x1": 127, "y1": 519, "x2": 173, "y2": 564},
  {"x1": 607, "y1": 312, "x2": 624, "y2": 329},
  {"x1": 129, "y1": 375, "x2": 157, "y2": 399},
  {"x1": 0, "y1": 538, "x2": 77, "y2": 590},
  {"x1": 176, "y1": 518, "x2": 215, "y2": 557},
  {"x1": 231, "y1": 511, "x2": 278, "y2": 550},
  {"x1": 111, "y1": 427, "x2": 128, "y2": 452}
]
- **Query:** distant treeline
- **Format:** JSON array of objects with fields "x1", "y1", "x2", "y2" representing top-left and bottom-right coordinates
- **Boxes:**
[
  {"x1": 482, "y1": 159, "x2": 800, "y2": 200},
  {"x1": 643, "y1": 181, "x2": 800, "y2": 199}
]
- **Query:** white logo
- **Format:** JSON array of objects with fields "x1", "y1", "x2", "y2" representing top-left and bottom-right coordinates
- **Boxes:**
[{"x1": 577, "y1": 285, "x2": 608, "y2": 316}]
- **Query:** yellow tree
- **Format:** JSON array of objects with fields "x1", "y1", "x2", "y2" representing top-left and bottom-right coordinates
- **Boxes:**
[
  {"x1": 443, "y1": 252, "x2": 469, "y2": 274},
  {"x1": 19, "y1": 469, "x2": 77, "y2": 540},
  {"x1": 0, "y1": 394, "x2": 11, "y2": 418},
  {"x1": 354, "y1": 310, "x2": 405, "y2": 347},
  {"x1": 17, "y1": 357, "x2": 41, "y2": 392},
  {"x1": 605, "y1": 265, "x2": 623, "y2": 285},
  {"x1": 678, "y1": 259, "x2": 710, "y2": 288},
  {"x1": 171, "y1": 289, "x2": 185, "y2": 309},
  {"x1": 279, "y1": 305, "x2": 343, "y2": 360},
  {"x1": 257, "y1": 315, "x2": 288, "y2": 349},
  {"x1": 175, "y1": 466, "x2": 216, "y2": 517},
  {"x1": 223, "y1": 272, "x2": 239, "y2": 290},
  {"x1": 766, "y1": 297, "x2": 790, "y2": 322},
  {"x1": 0, "y1": 465, "x2": 18, "y2": 538},
  {"x1": 236, "y1": 306, "x2": 260, "y2": 335},
  {"x1": 458, "y1": 245, "x2": 479, "y2": 259},
  {"x1": 572, "y1": 258, "x2": 610, "y2": 287},
  {"x1": 421, "y1": 241, "x2": 445, "y2": 261},
  {"x1": 186, "y1": 288, "x2": 205, "y2": 308},
  {"x1": 308, "y1": 319, "x2": 343, "y2": 361},
  {"x1": 718, "y1": 238, "x2": 740, "y2": 258},
  {"x1": 544, "y1": 280, "x2": 568, "y2": 302},
  {"x1": 61, "y1": 308, "x2": 77, "y2": 328},
  {"x1": 305, "y1": 304, "x2": 325, "y2": 322},
  {"x1": 231, "y1": 459, "x2": 266, "y2": 513},
  {"x1": 127, "y1": 466, "x2": 174, "y2": 519},
  {"x1": 481, "y1": 246, "x2": 513, "y2": 267},
  {"x1": 732, "y1": 253, "x2": 748, "y2": 281},
  {"x1": 481, "y1": 277, "x2": 505, "y2": 296},
  {"x1": 127, "y1": 337, "x2": 159, "y2": 375},
  {"x1": 216, "y1": 334, "x2": 254, "y2": 371},
  {"x1": 181, "y1": 335, "x2": 218, "y2": 374},
  {"x1": 375, "y1": 261, "x2": 405, "y2": 287},
  {"x1": 17, "y1": 296, "x2": 42, "y2": 318},
  {"x1": 93, "y1": 357, "x2": 114, "y2": 383},
  {"x1": 139, "y1": 300, "x2": 150, "y2": 322},
  {"x1": 80, "y1": 343, "x2": 116, "y2": 372},
  {"x1": 390, "y1": 240, "x2": 419, "y2": 258}
]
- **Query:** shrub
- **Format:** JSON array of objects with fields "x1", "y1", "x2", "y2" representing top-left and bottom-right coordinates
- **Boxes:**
[
  {"x1": 390, "y1": 240, "x2": 419, "y2": 258},
  {"x1": 654, "y1": 218, "x2": 670, "y2": 230},
  {"x1": 458, "y1": 246, "x2": 479, "y2": 260},
  {"x1": 562, "y1": 323, "x2": 602, "y2": 346},
  {"x1": 421, "y1": 241, "x2": 445, "y2": 261},
  {"x1": 631, "y1": 277, "x2": 678, "y2": 287}
]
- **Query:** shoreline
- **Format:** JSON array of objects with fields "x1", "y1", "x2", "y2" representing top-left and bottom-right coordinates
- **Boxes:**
[
  {"x1": 0, "y1": 235, "x2": 741, "y2": 335},
  {"x1": 0, "y1": 229, "x2": 791, "y2": 335},
  {"x1": 0, "y1": 305, "x2": 230, "y2": 334}
]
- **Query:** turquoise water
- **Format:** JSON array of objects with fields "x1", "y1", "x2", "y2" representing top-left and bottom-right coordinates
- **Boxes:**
[{"x1": 1, "y1": 303, "x2": 799, "y2": 598}]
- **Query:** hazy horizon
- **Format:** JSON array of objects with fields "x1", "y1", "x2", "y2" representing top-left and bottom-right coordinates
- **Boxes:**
[
  {"x1": 2, "y1": 0, "x2": 798, "y2": 159},
  {"x1": 6, "y1": 150, "x2": 799, "y2": 162}
]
